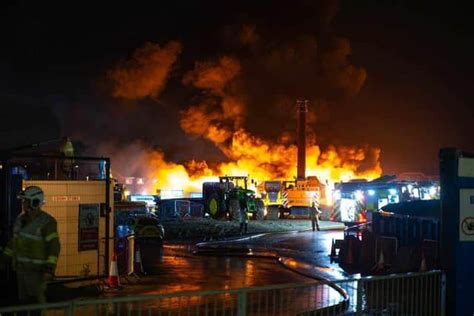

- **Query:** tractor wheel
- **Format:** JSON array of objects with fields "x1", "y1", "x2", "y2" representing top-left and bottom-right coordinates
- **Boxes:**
[
  {"x1": 255, "y1": 199, "x2": 265, "y2": 220},
  {"x1": 229, "y1": 199, "x2": 241, "y2": 222},
  {"x1": 266, "y1": 206, "x2": 280, "y2": 220},
  {"x1": 206, "y1": 192, "x2": 223, "y2": 219}
]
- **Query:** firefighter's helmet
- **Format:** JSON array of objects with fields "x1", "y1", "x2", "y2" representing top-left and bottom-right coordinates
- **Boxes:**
[{"x1": 17, "y1": 186, "x2": 44, "y2": 208}]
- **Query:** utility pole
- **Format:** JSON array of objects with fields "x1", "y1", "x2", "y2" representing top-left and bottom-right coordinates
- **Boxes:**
[{"x1": 296, "y1": 100, "x2": 308, "y2": 180}]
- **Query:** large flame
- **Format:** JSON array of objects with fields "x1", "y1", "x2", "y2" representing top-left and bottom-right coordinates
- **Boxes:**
[
  {"x1": 108, "y1": 41, "x2": 382, "y2": 200},
  {"x1": 151, "y1": 53, "x2": 381, "y2": 196},
  {"x1": 141, "y1": 129, "x2": 382, "y2": 200}
]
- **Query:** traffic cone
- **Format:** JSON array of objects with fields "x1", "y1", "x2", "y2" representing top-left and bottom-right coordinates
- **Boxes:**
[
  {"x1": 419, "y1": 252, "x2": 427, "y2": 272},
  {"x1": 134, "y1": 246, "x2": 146, "y2": 275},
  {"x1": 107, "y1": 253, "x2": 121, "y2": 288}
]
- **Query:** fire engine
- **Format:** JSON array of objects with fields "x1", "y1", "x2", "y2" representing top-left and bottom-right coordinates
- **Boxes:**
[{"x1": 331, "y1": 176, "x2": 440, "y2": 224}]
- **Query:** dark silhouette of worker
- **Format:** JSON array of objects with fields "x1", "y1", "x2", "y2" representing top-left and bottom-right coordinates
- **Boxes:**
[
  {"x1": 310, "y1": 202, "x2": 321, "y2": 231},
  {"x1": 60, "y1": 137, "x2": 75, "y2": 179},
  {"x1": 239, "y1": 197, "x2": 249, "y2": 234}
]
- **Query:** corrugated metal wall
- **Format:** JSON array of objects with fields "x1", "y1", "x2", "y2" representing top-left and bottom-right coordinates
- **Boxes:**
[{"x1": 23, "y1": 180, "x2": 114, "y2": 278}]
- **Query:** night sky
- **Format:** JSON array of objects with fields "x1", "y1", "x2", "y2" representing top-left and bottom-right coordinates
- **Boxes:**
[{"x1": 1, "y1": 0, "x2": 473, "y2": 176}]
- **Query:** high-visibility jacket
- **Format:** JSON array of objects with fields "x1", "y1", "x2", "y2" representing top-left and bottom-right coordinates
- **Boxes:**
[{"x1": 4, "y1": 209, "x2": 60, "y2": 274}]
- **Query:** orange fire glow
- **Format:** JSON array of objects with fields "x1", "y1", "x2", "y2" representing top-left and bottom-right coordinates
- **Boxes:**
[
  {"x1": 115, "y1": 50, "x2": 382, "y2": 199},
  {"x1": 142, "y1": 128, "x2": 382, "y2": 201}
]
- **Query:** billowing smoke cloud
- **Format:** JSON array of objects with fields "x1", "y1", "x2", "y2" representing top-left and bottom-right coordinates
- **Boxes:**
[
  {"x1": 176, "y1": 19, "x2": 379, "y2": 185},
  {"x1": 322, "y1": 38, "x2": 367, "y2": 96},
  {"x1": 107, "y1": 41, "x2": 182, "y2": 100},
  {"x1": 180, "y1": 56, "x2": 245, "y2": 145},
  {"x1": 179, "y1": 102, "x2": 234, "y2": 144},
  {"x1": 179, "y1": 28, "x2": 369, "y2": 144},
  {"x1": 239, "y1": 24, "x2": 259, "y2": 45},
  {"x1": 316, "y1": 0, "x2": 340, "y2": 32},
  {"x1": 182, "y1": 56, "x2": 240, "y2": 95},
  {"x1": 92, "y1": 0, "x2": 382, "y2": 191},
  {"x1": 247, "y1": 35, "x2": 367, "y2": 110}
]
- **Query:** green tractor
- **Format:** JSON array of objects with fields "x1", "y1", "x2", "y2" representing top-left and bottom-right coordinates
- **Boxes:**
[{"x1": 202, "y1": 176, "x2": 265, "y2": 221}]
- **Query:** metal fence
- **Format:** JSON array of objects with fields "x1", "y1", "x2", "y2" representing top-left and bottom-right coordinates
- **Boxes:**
[
  {"x1": 0, "y1": 270, "x2": 445, "y2": 316},
  {"x1": 157, "y1": 200, "x2": 204, "y2": 220}
]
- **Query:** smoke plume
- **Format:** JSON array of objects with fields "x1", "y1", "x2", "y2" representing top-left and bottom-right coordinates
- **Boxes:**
[
  {"x1": 107, "y1": 41, "x2": 182, "y2": 100},
  {"x1": 239, "y1": 24, "x2": 259, "y2": 45},
  {"x1": 322, "y1": 38, "x2": 367, "y2": 96},
  {"x1": 180, "y1": 56, "x2": 245, "y2": 145},
  {"x1": 182, "y1": 56, "x2": 241, "y2": 95},
  {"x1": 175, "y1": 21, "x2": 379, "y2": 186},
  {"x1": 92, "y1": 0, "x2": 382, "y2": 192}
]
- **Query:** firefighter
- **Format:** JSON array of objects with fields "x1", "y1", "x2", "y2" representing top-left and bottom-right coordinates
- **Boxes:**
[
  {"x1": 310, "y1": 202, "x2": 321, "y2": 231},
  {"x1": 239, "y1": 195, "x2": 249, "y2": 234},
  {"x1": 3, "y1": 186, "x2": 61, "y2": 305}
]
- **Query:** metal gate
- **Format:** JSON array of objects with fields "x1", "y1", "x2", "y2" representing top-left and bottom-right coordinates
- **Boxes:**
[
  {"x1": 0, "y1": 270, "x2": 445, "y2": 315},
  {"x1": 158, "y1": 200, "x2": 204, "y2": 220}
]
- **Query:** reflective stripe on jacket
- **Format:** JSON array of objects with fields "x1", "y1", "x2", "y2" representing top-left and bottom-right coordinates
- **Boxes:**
[{"x1": 5, "y1": 209, "x2": 60, "y2": 273}]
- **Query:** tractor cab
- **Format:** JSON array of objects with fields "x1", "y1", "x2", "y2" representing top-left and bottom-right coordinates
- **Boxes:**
[
  {"x1": 203, "y1": 176, "x2": 264, "y2": 220},
  {"x1": 219, "y1": 176, "x2": 249, "y2": 190}
]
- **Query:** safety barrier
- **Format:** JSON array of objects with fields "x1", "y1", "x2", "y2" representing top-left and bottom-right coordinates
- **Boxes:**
[
  {"x1": 157, "y1": 200, "x2": 204, "y2": 220},
  {"x1": 372, "y1": 212, "x2": 440, "y2": 247},
  {"x1": 0, "y1": 270, "x2": 445, "y2": 316}
]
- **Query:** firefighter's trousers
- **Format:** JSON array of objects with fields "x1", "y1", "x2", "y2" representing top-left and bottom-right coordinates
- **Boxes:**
[{"x1": 17, "y1": 270, "x2": 47, "y2": 305}]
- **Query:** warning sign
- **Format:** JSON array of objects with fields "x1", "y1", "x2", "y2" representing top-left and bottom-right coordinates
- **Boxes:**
[
  {"x1": 78, "y1": 204, "x2": 99, "y2": 251},
  {"x1": 51, "y1": 195, "x2": 81, "y2": 202},
  {"x1": 459, "y1": 189, "x2": 474, "y2": 241}
]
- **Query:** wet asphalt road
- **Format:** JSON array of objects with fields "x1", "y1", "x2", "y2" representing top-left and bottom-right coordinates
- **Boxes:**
[
  {"x1": 106, "y1": 229, "x2": 348, "y2": 300},
  {"x1": 113, "y1": 243, "x2": 312, "y2": 296},
  {"x1": 195, "y1": 230, "x2": 349, "y2": 280},
  {"x1": 96, "y1": 229, "x2": 349, "y2": 315}
]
